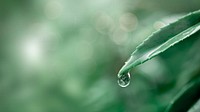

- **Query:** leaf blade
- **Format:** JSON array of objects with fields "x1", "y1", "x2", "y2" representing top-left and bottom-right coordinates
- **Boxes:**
[
  {"x1": 118, "y1": 10, "x2": 200, "y2": 76},
  {"x1": 188, "y1": 98, "x2": 200, "y2": 112},
  {"x1": 165, "y1": 77, "x2": 200, "y2": 112}
]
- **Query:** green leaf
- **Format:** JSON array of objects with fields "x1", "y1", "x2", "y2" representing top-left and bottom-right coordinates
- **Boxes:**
[
  {"x1": 188, "y1": 98, "x2": 200, "y2": 112},
  {"x1": 118, "y1": 10, "x2": 200, "y2": 77},
  {"x1": 165, "y1": 77, "x2": 200, "y2": 112}
]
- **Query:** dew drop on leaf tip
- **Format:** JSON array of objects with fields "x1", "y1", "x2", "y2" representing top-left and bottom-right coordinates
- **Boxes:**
[{"x1": 118, "y1": 72, "x2": 131, "y2": 87}]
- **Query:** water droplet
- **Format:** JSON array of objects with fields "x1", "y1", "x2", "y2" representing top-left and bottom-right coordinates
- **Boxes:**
[{"x1": 118, "y1": 72, "x2": 131, "y2": 87}]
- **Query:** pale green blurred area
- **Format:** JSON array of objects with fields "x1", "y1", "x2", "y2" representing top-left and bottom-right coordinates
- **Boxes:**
[{"x1": 0, "y1": 0, "x2": 200, "y2": 112}]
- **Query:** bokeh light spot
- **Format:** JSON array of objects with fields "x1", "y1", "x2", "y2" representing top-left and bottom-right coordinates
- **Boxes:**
[{"x1": 119, "y1": 12, "x2": 138, "y2": 32}]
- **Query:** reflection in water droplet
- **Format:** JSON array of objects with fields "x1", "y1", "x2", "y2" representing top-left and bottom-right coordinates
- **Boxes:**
[{"x1": 118, "y1": 72, "x2": 131, "y2": 87}]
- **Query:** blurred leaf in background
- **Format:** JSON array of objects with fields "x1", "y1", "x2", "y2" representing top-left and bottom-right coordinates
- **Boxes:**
[{"x1": 0, "y1": 0, "x2": 200, "y2": 112}]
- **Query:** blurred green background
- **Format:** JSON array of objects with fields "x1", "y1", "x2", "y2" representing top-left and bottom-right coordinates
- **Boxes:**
[{"x1": 0, "y1": 0, "x2": 200, "y2": 112}]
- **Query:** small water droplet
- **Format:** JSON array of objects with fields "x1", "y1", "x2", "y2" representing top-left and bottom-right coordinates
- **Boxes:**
[{"x1": 118, "y1": 72, "x2": 131, "y2": 87}]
